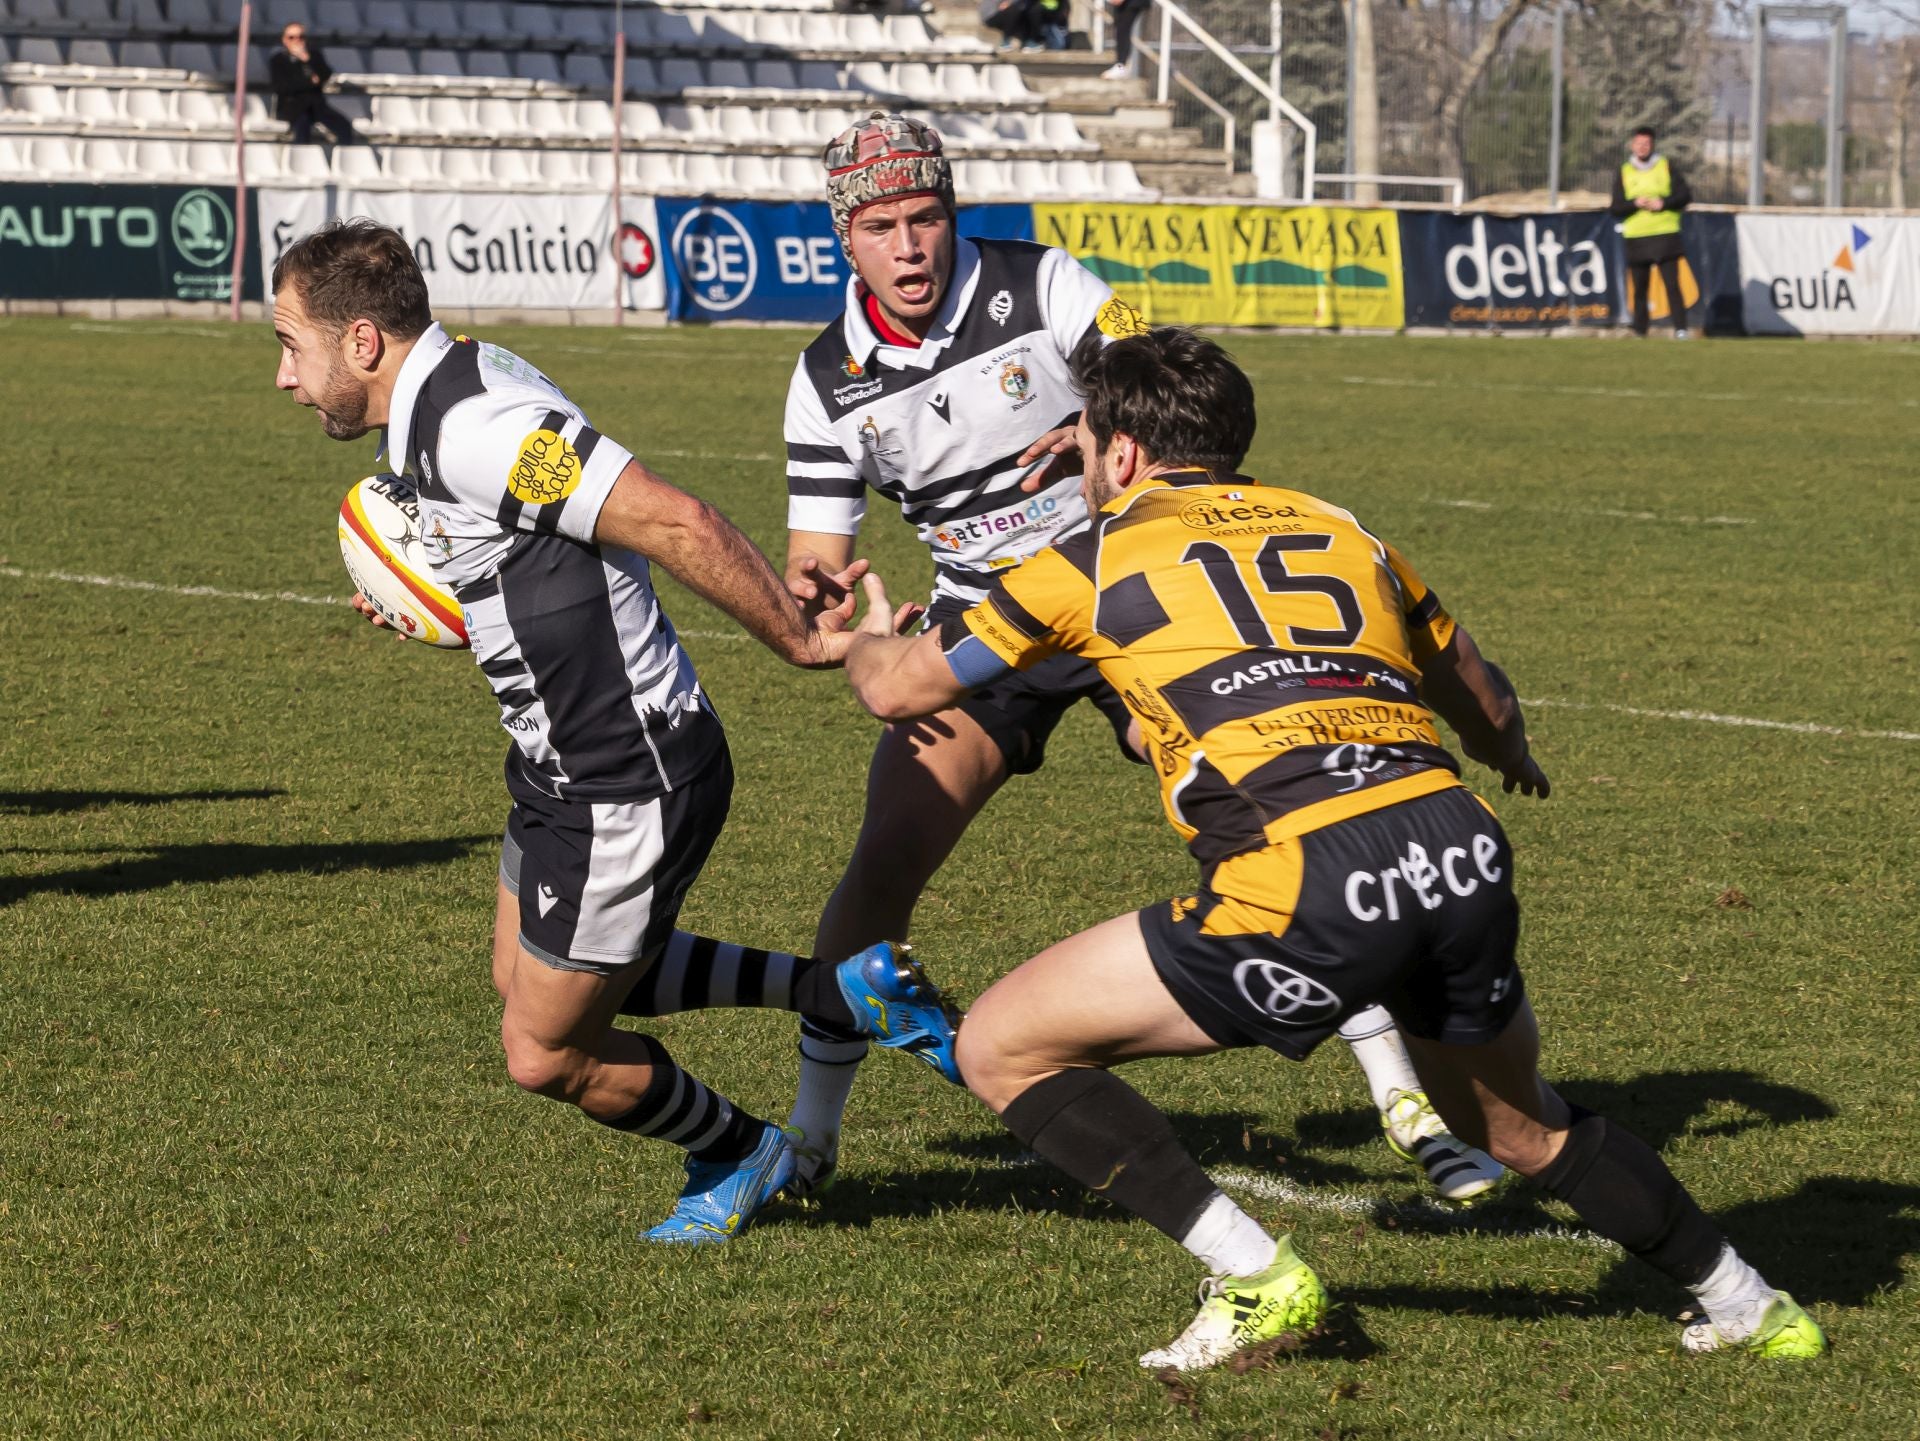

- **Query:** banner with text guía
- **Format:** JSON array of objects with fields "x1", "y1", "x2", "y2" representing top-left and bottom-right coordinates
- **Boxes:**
[
  {"x1": 1033, "y1": 203, "x2": 1405, "y2": 330},
  {"x1": 1734, "y1": 214, "x2": 1920, "y2": 335}
]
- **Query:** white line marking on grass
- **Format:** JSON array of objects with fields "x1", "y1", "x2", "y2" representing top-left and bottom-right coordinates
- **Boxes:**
[
  {"x1": 0, "y1": 564, "x2": 753, "y2": 642},
  {"x1": 649, "y1": 447, "x2": 779, "y2": 464},
  {"x1": 1424, "y1": 497, "x2": 1755, "y2": 527},
  {"x1": 1211, "y1": 1168, "x2": 1619, "y2": 1250},
  {"x1": 67, "y1": 322, "x2": 242, "y2": 339},
  {"x1": 1523, "y1": 696, "x2": 1920, "y2": 744},
  {"x1": 0, "y1": 564, "x2": 342, "y2": 607},
  {"x1": 1336, "y1": 373, "x2": 1912, "y2": 410}
]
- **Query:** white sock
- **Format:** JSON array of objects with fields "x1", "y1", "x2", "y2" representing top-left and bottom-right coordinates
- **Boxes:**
[
  {"x1": 1179, "y1": 1192, "x2": 1279, "y2": 1278},
  {"x1": 1338, "y1": 1007, "x2": 1423, "y2": 1113},
  {"x1": 1690, "y1": 1244, "x2": 1777, "y2": 1339},
  {"x1": 786, "y1": 1035, "x2": 867, "y2": 1149}
]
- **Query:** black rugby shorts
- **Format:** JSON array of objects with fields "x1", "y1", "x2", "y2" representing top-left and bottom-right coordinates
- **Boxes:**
[
  {"x1": 1140, "y1": 786, "x2": 1526, "y2": 1059},
  {"x1": 500, "y1": 749, "x2": 733, "y2": 975}
]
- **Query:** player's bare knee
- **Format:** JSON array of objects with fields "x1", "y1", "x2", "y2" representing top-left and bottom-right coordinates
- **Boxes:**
[
  {"x1": 1486, "y1": 1122, "x2": 1564, "y2": 1178},
  {"x1": 500, "y1": 1026, "x2": 588, "y2": 1102}
]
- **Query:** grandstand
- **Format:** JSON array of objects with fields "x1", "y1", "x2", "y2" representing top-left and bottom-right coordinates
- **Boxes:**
[{"x1": 0, "y1": 0, "x2": 1161, "y2": 200}]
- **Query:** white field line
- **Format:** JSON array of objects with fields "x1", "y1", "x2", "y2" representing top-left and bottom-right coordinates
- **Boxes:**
[
  {"x1": 1210, "y1": 1167, "x2": 1618, "y2": 1251},
  {"x1": 1522, "y1": 696, "x2": 1920, "y2": 744},
  {"x1": 8, "y1": 565, "x2": 1915, "y2": 736},
  {"x1": 1336, "y1": 373, "x2": 1918, "y2": 410},
  {"x1": 0, "y1": 564, "x2": 750, "y2": 642},
  {"x1": 1424, "y1": 497, "x2": 1754, "y2": 527},
  {"x1": 649, "y1": 447, "x2": 779, "y2": 464}
]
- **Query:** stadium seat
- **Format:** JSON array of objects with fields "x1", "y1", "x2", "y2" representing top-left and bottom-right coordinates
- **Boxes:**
[
  {"x1": 168, "y1": 41, "x2": 217, "y2": 74},
  {"x1": 556, "y1": 6, "x2": 608, "y2": 48},
  {"x1": 7, "y1": 82, "x2": 65, "y2": 123},
  {"x1": 15, "y1": 0, "x2": 62, "y2": 27},
  {"x1": 325, "y1": 45, "x2": 367, "y2": 74},
  {"x1": 67, "y1": 0, "x2": 121, "y2": 33},
  {"x1": 514, "y1": 52, "x2": 563, "y2": 86},
  {"x1": 521, "y1": 96, "x2": 572, "y2": 140},
  {"x1": 563, "y1": 52, "x2": 611, "y2": 91},
  {"x1": 333, "y1": 140, "x2": 384, "y2": 182},
  {"x1": 417, "y1": 49, "x2": 463, "y2": 79},
  {"x1": 465, "y1": 50, "x2": 511, "y2": 81},
  {"x1": 168, "y1": 0, "x2": 216, "y2": 30},
  {"x1": 118, "y1": 39, "x2": 167, "y2": 68},
  {"x1": 700, "y1": 58, "x2": 753, "y2": 94},
  {"x1": 384, "y1": 143, "x2": 443, "y2": 183},
  {"x1": 15, "y1": 37, "x2": 65, "y2": 66},
  {"x1": 623, "y1": 149, "x2": 679, "y2": 190},
  {"x1": 486, "y1": 147, "x2": 539, "y2": 188},
  {"x1": 367, "y1": 45, "x2": 413, "y2": 76},
  {"x1": 416, "y1": 93, "x2": 467, "y2": 137},
  {"x1": 313, "y1": 1, "x2": 364, "y2": 42},
  {"x1": 69, "y1": 84, "x2": 123, "y2": 127},
  {"x1": 617, "y1": 99, "x2": 660, "y2": 138},
  {"x1": 472, "y1": 94, "x2": 519, "y2": 136},
  {"x1": 436, "y1": 145, "x2": 489, "y2": 185},
  {"x1": 69, "y1": 37, "x2": 116, "y2": 68},
  {"x1": 753, "y1": 59, "x2": 800, "y2": 91},
  {"x1": 0, "y1": 135, "x2": 26, "y2": 177},
  {"x1": 572, "y1": 97, "x2": 615, "y2": 139},
  {"x1": 506, "y1": 3, "x2": 558, "y2": 46},
  {"x1": 410, "y1": 1, "x2": 462, "y2": 44},
  {"x1": 462, "y1": 2, "x2": 514, "y2": 43},
  {"x1": 126, "y1": 0, "x2": 167, "y2": 28},
  {"x1": 360, "y1": 1, "x2": 409, "y2": 44},
  {"x1": 124, "y1": 85, "x2": 179, "y2": 128}
]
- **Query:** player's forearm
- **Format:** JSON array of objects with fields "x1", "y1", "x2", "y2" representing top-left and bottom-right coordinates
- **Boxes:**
[
  {"x1": 846, "y1": 633, "x2": 967, "y2": 721},
  {"x1": 1419, "y1": 628, "x2": 1529, "y2": 771},
  {"x1": 646, "y1": 500, "x2": 823, "y2": 667},
  {"x1": 785, "y1": 529, "x2": 857, "y2": 591}
]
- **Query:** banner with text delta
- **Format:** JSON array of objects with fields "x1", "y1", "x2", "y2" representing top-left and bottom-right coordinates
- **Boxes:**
[
  {"x1": 657, "y1": 200, "x2": 1034, "y2": 322},
  {"x1": 1031, "y1": 202, "x2": 1404, "y2": 329},
  {"x1": 0, "y1": 183, "x2": 260, "y2": 302},
  {"x1": 258, "y1": 189, "x2": 666, "y2": 311},
  {"x1": 1734, "y1": 214, "x2": 1920, "y2": 335},
  {"x1": 1398, "y1": 210, "x2": 1624, "y2": 329}
]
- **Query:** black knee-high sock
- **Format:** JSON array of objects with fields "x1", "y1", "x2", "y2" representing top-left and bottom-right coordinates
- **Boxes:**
[
  {"x1": 619, "y1": 931, "x2": 854, "y2": 1027},
  {"x1": 1535, "y1": 1106, "x2": 1725, "y2": 1287},
  {"x1": 596, "y1": 1034, "x2": 765, "y2": 1164},
  {"x1": 1001, "y1": 1069, "x2": 1220, "y2": 1242}
]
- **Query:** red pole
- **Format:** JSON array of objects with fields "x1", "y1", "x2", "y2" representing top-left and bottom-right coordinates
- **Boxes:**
[
  {"x1": 228, "y1": 0, "x2": 251, "y2": 323},
  {"x1": 610, "y1": 29, "x2": 627, "y2": 325}
]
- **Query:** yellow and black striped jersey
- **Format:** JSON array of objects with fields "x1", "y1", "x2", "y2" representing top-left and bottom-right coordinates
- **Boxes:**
[{"x1": 946, "y1": 468, "x2": 1468, "y2": 881}]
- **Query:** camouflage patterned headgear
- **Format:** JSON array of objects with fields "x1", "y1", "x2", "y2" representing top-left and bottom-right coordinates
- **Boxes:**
[{"x1": 823, "y1": 110, "x2": 956, "y2": 262}]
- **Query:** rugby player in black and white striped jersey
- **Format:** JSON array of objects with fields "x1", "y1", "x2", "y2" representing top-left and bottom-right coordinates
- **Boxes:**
[
  {"x1": 775, "y1": 112, "x2": 1503, "y2": 1205},
  {"x1": 272, "y1": 219, "x2": 962, "y2": 1246}
]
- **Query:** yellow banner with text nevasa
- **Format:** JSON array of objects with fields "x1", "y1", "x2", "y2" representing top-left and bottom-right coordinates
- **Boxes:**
[{"x1": 1033, "y1": 203, "x2": 1405, "y2": 330}]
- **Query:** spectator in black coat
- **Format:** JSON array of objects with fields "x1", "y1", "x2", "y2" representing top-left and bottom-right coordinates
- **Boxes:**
[{"x1": 268, "y1": 20, "x2": 360, "y2": 146}]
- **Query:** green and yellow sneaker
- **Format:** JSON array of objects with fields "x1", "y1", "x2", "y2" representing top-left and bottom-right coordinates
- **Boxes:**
[
  {"x1": 1138, "y1": 1241, "x2": 1328, "y2": 1372},
  {"x1": 1681, "y1": 1292, "x2": 1826, "y2": 1359}
]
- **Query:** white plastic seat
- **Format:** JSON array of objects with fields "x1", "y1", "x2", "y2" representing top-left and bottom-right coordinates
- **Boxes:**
[
  {"x1": 176, "y1": 87, "x2": 231, "y2": 130},
  {"x1": 623, "y1": 149, "x2": 679, "y2": 190},
  {"x1": 986, "y1": 63, "x2": 1030, "y2": 99},
  {"x1": 9, "y1": 83, "x2": 64, "y2": 123},
  {"x1": 521, "y1": 96, "x2": 571, "y2": 139},
  {"x1": 124, "y1": 86, "x2": 178, "y2": 128},
  {"x1": 384, "y1": 145, "x2": 442, "y2": 183},
  {"x1": 0, "y1": 135, "x2": 28, "y2": 178},
  {"x1": 582, "y1": 150, "x2": 613, "y2": 187},
  {"x1": 437, "y1": 146, "x2": 490, "y2": 185},
  {"x1": 727, "y1": 152, "x2": 778, "y2": 193},
  {"x1": 615, "y1": 99, "x2": 658, "y2": 138},
  {"x1": 536, "y1": 147, "x2": 591, "y2": 188},
  {"x1": 681, "y1": 151, "x2": 730, "y2": 193},
  {"x1": 485, "y1": 147, "x2": 538, "y2": 187},
  {"x1": 659, "y1": 102, "x2": 710, "y2": 139},
  {"x1": 24, "y1": 133, "x2": 81, "y2": 174},
  {"x1": 471, "y1": 94, "x2": 518, "y2": 136},
  {"x1": 842, "y1": 14, "x2": 888, "y2": 50},
  {"x1": 333, "y1": 142, "x2": 384, "y2": 182},
  {"x1": 572, "y1": 97, "x2": 614, "y2": 139},
  {"x1": 772, "y1": 155, "x2": 815, "y2": 193}
]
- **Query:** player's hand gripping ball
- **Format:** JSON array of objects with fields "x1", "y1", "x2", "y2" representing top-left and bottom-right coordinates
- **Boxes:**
[{"x1": 337, "y1": 474, "x2": 469, "y2": 649}]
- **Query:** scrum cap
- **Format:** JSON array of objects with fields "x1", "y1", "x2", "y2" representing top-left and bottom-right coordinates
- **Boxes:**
[{"x1": 823, "y1": 110, "x2": 955, "y2": 261}]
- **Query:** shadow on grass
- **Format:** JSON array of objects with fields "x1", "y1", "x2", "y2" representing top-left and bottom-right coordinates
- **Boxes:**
[
  {"x1": 1292, "y1": 1068, "x2": 1836, "y2": 1157},
  {"x1": 0, "y1": 834, "x2": 495, "y2": 908},
  {"x1": 0, "y1": 787, "x2": 286, "y2": 815}
]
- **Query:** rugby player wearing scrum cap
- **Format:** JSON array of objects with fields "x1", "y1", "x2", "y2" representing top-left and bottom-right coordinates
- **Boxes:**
[{"x1": 761, "y1": 111, "x2": 1502, "y2": 1206}]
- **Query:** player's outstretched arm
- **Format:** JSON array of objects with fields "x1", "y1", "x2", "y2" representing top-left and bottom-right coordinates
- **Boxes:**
[
  {"x1": 845, "y1": 575, "x2": 973, "y2": 721},
  {"x1": 594, "y1": 459, "x2": 850, "y2": 668},
  {"x1": 1419, "y1": 625, "x2": 1551, "y2": 799}
]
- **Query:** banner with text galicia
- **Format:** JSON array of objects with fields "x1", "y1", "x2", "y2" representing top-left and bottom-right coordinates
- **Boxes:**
[
  {"x1": 1032, "y1": 202, "x2": 1404, "y2": 329},
  {"x1": 657, "y1": 200, "x2": 1033, "y2": 322},
  {"x1": 1398, "y1": 210, "x2": 1622, "y2": 329},
  {"x1": 0, "y1": 183, "x2": 260, "y2": 302},
  {"x1": 257, "y1": 189, "x2": 665, "y2": 310},
  {"x1": 1734, "y1": 214, "x2": 1920, "y2": 335}
]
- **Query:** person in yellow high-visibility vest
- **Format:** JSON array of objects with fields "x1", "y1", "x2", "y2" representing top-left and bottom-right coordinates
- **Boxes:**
[{"x1": 1609, "y1": 125, "x2": 1694, "y2": 338}]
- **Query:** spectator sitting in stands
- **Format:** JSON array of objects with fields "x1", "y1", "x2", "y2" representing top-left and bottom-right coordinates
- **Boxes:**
[
  {"x1": 982, "y1": 0, "x2": 1067, "y2": 50},
  {"x1": 268, "y1": 20, "x2": 360, "y2": 147}
]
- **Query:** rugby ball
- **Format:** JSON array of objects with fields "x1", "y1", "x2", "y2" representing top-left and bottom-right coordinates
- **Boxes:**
[{"x1": 337, "y1": 473, "x2": 469, "y2": 649}]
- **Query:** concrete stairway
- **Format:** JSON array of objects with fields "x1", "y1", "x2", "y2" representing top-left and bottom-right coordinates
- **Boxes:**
[{"x1": 919, "y1": 0, "x2": 1254, "y2": 198}]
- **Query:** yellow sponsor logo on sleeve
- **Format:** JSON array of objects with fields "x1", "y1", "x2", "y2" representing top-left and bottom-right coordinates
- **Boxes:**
[
  {"x1": 507, "y1": 428, "x2": 583, "y2": 506},
  {"x1": 1095, "y1": 297, "x2": 1151, "y2": 338}
]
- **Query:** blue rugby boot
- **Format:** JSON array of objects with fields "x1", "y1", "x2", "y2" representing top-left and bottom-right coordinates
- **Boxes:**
[
  {"x1": 642, "y1": 1121, "x2": 797, "y2": 1245},
  {"x1": 834, "y1": 942, "x2": 963, "y2": 1084}
]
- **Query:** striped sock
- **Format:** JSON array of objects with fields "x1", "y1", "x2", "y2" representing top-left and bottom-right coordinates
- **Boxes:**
[
  {"x1": 600, "y1": 1038, "x2": 763, "y2": 1163},
  {"x1": 620, "y1": 931, "x2": 853, "y2": 1026},
  {"x1": 788, "y1": 1016, "x2": 869, "y2": 1147}
]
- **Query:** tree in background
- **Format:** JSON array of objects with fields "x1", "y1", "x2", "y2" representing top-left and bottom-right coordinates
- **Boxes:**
[{"x1": 1566, "y1": 0, "x2": 1715, "y2": 181}]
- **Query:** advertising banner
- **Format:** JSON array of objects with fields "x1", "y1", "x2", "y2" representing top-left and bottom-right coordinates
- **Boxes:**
[
  {"x1": 0, "y1": 183, "x2": 259, "y2": 302},
  {"x1": 257, "y1": 189, "x2": 665, "y2": 311},
  {"x1": 1734, "y1": 214, "x2": 1920, "y2": 335},
  {"x1": 657, "y1": 200, "x2": 1033, "y2": 323},
  {"x1": 1031, "y1": 203, "x2": 1404, "y2": 329},
  {"x1": 1399, "y1": 210, "x2": 1622, "y2": 329}
]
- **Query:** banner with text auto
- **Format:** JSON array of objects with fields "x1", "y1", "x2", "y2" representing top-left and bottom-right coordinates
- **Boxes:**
[
  {"x1": 1734, "y1": 214, "x2": 1920, "y2": 335},
  {"x1": 0, "y1": 183, "x2": 260, "y2": 302},
  {"x1": 1031, "y1": 202, "x2": 1404, "y2": 329},
  {"x1": 257, "y1": 189, "x2": 665, "y2": 311}
]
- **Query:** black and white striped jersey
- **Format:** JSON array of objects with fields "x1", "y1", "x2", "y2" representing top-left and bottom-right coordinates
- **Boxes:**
[
  {"x1": 784, "y1": 238, "x2": 1125, "y2": 610},
  {"x1": 386, "y1": 323, "x2": 724, "y2": 804}
]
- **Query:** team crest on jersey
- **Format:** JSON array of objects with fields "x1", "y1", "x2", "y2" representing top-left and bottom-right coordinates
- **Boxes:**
[
  {"x1": 842, "y1": 355, "x2": 865, "y2": 379},
  {"x1": 999, "y1": 362, "x2": 1030, "y2": 399},
  {"x1": 987, "y1": 289, "x2": 1013, "y2": 325},
  {"x1": 1095, "y1": 298, "x2": 1151, "y2": 338},
  {"x1": 430, "y1": 516, "x2": 452, "y2": 559},
  {"x1": 856, "y1": 415, "x2": 901, "y2": 460}
]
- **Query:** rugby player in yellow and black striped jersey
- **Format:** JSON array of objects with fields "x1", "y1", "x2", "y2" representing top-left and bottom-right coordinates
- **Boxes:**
[{"x1": 837, "y1": 328, "x2": 1824, "y2": 1370}]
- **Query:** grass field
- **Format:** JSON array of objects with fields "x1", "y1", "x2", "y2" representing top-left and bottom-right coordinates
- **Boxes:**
[{"x1": 3, "y1": 315, "x2": 1917, "y2": 1440}]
